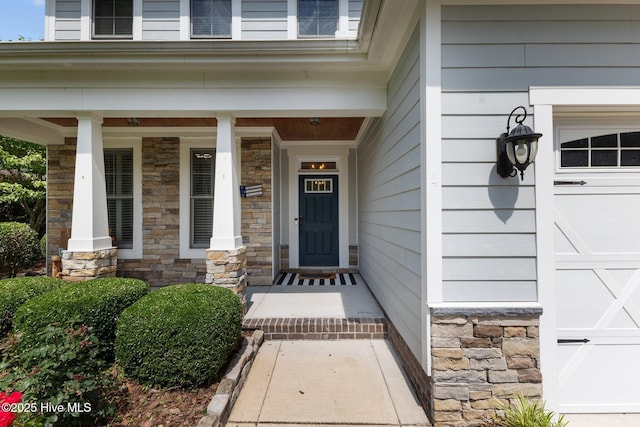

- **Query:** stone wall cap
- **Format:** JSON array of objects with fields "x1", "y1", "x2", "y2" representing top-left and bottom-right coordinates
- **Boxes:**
[{"x1": 430, "y1": 303, "x2": 543, "y2": 317}]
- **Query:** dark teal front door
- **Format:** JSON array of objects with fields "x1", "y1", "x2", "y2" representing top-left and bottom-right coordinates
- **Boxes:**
[{"x1": 299, "y1": 175, "x2": 339, "y2": 266}]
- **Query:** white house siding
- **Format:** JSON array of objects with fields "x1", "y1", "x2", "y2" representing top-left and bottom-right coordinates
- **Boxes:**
[
  {"x1": 241, "y1": 0, "x2": 287, "y2": 40},
  {"x1": 358, "y1": 27, "x2": 421, "y2": 359},
  {"x1": 55, "y1": 0, "x2": 81, "y2": 40},
  {"x1": 348, "y1": 0, "x2": 363, "y2": 32},
  {"x1": 142, "y1": 0, "x2": 180, "y2": 40},
  {"x1": 441, "y1": 4, "x2": 640, "y2": 302}
]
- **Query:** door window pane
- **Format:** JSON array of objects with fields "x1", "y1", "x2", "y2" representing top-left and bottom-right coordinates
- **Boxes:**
[
  {"x1": 561, "y1": 150, "x2": 588, "y2": 168},
  {"x1": 591, "y1": 150, "x2": 617, "y2": 167},
  {"x1": 560, "y1": 132, "x2": 640, "y2": 169}
]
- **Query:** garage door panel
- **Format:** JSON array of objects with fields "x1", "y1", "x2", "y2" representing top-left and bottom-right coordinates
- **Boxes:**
[
  {"x1": 556, "y1": 269, "x2": 615, "y2": 329},
  {"x1": 555, "y1": 192, "x2": 640, "y2": 254},
  {"x1": 555, "y1": 128, "x2": 640, "y2": 413},
  {"x1": 558, "y1": 343, "x2": 640, "y2": 412},
  {"x1": 610, "y1": 309, "x2": 638, "y2": 328}
]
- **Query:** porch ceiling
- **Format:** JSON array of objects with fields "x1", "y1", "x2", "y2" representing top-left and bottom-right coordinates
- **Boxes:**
[{"x1": 41, "y1": 117, "x2": 365, "y2": 141}]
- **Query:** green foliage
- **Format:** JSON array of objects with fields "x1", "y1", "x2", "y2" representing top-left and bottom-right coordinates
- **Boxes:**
[
  {"x1": 0, "y1": 137, "x2": 46, "y2": 232},
  {"x1": 495, "y1": 395, "x2": 568, "y2": 427},
  {"x1": 0, "y1": 276, "x2": 67, "y2": 336},
  {"x1": 0, "y1": 222, "x2": 42, "y2": 277},
  {"x1": 115, "y1": 283, "x2": 243, "y2": 388},
  {"x1": 0, "y1": 323, "x2": 119, "y2": 426},
  {"x1": 12, "y1": 278, "x2": 149, "y2": 360},
  {"x1": 39, "y1": 234, "x2": 47, "y2": 259}
]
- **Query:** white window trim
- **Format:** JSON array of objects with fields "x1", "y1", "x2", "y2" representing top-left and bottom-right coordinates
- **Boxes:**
[
  {"x1": 179, "y1": 136, "x2": 241, "y2": 259},
  {"x1": 103, "y1": 138, "x2": 142, "y2": 259},
  {"x1": 180, "y1": 138, "x2": 216, "y2": 259},
  {"x1": 530, "y1": 86, "x2": 640, "y2": 415}
]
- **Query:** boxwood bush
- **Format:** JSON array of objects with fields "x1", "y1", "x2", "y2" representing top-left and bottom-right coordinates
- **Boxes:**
[
  {"x1": 12, "y1": 277, "x2": 149, "y2": 358},
  {"x1": 0, "y1": 222, "x2": 41, "y2": 277},
  {"x1": 115, "y1": 283, "x2": 243, "y2": 388},
  {"x1": 0, "y1": 276, "x2": 67, "y2": 336}
]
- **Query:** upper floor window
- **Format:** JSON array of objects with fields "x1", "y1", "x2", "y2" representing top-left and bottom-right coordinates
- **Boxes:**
[
  {"x1": 94, "y1": 0, "x2": 133, "y2": 38},
  {"x1": 192, "y1": 0, "x2": 232, "y2": 38},
  {"x1": 298, "y1": 0, "x2": 338, "y2": 37}
]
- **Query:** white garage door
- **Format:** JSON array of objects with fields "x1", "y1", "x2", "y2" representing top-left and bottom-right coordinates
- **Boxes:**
[{"x1": 555, "y1": 128, "x2": 640, "y2": 413}]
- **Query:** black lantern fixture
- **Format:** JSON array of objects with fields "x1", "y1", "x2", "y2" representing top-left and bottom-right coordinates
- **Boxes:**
[{"x1": 496, "y1": 106, "x2": 542, "y2": 180}]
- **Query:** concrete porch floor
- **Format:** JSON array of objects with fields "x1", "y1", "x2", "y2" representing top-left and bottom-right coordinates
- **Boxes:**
[{"x1": 244, "y1": 273, "x2": 385, "y2": 319}]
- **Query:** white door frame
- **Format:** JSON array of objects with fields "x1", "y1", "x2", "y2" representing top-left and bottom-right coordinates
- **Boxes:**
[
  {"x1": 531, "y1": 86, "x2": 640, "y2": 414},
  {"x1": 286, "y1": 144, "x2": 351, "y2": 269}
]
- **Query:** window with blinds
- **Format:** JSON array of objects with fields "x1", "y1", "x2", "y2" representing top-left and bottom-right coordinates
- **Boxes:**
[
  {"x1": 298, "y1": 0, "x2": 338, "y2": 37},
  {"x1": 94, "y1": 0, "x2": 133, "y2": 38},
  {"x1": 191, "y1": 149, "x2": 215, "y2": 247},
  {"x1": 105, "y1": 149, "x2": 134, "y2": 249},
  {"x1": 191, "y1": 0, "x2": 232, "y2": 38}
]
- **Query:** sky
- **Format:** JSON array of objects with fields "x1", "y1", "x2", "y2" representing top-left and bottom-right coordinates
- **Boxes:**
[{"x1": 0, "y1": 0, "x2": 46, "y2": 42}]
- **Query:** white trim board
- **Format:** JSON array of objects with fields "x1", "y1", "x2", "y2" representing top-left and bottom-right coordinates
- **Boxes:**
[
  {"x1": 103, "y1": 138, "x2": 143, "y2": 259},
  {"x1": 421, "y1": 0, "x2": 443, "y2": 373},
  {"x1": 286, "y1": 145, "x2": 350, "y2": 269}
]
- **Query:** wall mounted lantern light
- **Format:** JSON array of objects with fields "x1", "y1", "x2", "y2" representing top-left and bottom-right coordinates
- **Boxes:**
[{"x1": 496, "y1": 106, "x2": 542, "y2": 181}]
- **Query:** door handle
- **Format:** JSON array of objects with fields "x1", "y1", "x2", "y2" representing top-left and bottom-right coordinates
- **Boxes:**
[
  {"x1": 557, "y1": 338, "x2": 590, "y2": 344},
  {"x1": 295, "y1": 216, "x2": 303, "y2": 224},
  {"x1": 554, "y1": 180, "x2": 587, "y2": 186}
]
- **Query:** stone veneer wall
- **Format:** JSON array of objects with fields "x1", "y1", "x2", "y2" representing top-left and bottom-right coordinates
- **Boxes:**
[
  {"x1": 279, "y1": 245, "x2": 359, "y2": 272},
  {"x1": 46, "y1": 138, "x2": 76, "y2": 267},
  {"x1": 241, "y1": 138, "x2": 272, "y2": 285},
  {"x1": 430, "y1": 307, "x2": 542, "y2": 427},
  {"x1": 119, "y1": 137, "x2": 207, "y2": 286},
  {"x1": 61, "y1": 248, "x2": 117, "y2": 280},
  {"x1": 47, "y1": 136, "x2": 274, "y2": 288}
]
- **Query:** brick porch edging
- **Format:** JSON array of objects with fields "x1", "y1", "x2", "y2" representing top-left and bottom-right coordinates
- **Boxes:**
[
  {"x1": 243, "y1": 317, "x2": 388, "y2": 340},
  {"x1": 196, "y1": 329, "x2": 264, "y2": 427}
]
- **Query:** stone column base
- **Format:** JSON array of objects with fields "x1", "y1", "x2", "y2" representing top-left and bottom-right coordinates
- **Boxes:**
[
  {"x1": 430, "y1": 306, "x2": 543, "y2": 427},
  {"x1": 206, "y1": 247, "x2": 247, "y2": 311},
  {"x1": 60, "y1": 248, "x2": 118, "y2": 281}
]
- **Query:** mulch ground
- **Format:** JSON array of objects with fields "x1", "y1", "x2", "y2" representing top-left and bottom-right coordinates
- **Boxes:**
[{"x1": 106, "y1": 379, "x2": 217, "y2": 427}]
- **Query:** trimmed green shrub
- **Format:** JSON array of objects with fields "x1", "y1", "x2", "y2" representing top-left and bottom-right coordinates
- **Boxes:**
[
  {"x1": 115, "y1": 283, "x2": 243, "y2": 388},
  {"x1": 39, "y1": 233, "x2": 47, "y2": 259},
  {"x1": 12, "y1": 277, "x2": 149, "y2": 359},
  {"x1": 0, "y1": 222, "x2": 41, "y2": 277},
  {"x1": 0, "y1": 276, "x2": 67, "y2": 336}
]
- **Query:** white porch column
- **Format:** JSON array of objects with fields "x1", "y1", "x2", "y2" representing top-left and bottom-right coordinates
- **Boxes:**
[
  {"x1": 210, "y1": 112, "x2": 243, "y2": 250},
  {"x1": 67, "y1": 112, "x2": 113, "y2": 252}
]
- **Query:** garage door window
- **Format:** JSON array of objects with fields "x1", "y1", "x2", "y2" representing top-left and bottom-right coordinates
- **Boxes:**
[{"x1": 561, "y1": 131, "x2": 640, "y2": 168}]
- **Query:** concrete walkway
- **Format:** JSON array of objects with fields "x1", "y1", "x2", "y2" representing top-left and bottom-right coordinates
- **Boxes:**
[
  {"x1": 226, "y1": 339, "x2": 430, "y2": 427},
  {"x1": 563, "y1": 414, "x2": 640, "y2": 426}
]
